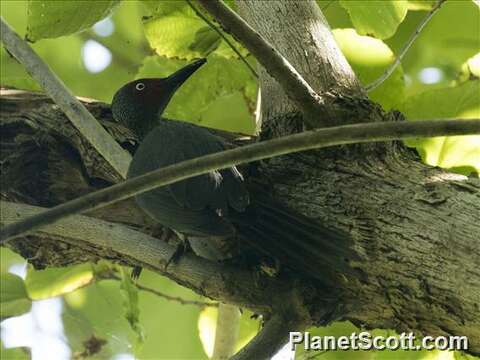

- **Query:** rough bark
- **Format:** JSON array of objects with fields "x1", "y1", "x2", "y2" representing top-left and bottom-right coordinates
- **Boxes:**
[
  {"x1": 1, "y1": 0, "x2": 479, "y2": 355},
  {"x1": 236, "y1": 0, "x2": 480, "y2": 353}
]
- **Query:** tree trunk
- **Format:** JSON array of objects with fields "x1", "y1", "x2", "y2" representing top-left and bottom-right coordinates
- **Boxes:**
[
  {"x1": 1, "y1": 0, "x2": 479, "y2": 354},
  {"x1": 236, "y1": 0, "x2": 480, "y2": 352}
]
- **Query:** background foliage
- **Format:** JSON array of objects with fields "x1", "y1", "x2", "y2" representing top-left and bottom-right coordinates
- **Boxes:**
[{"x1": 0, "y1": 0, "x2": 478, "y2": 359}]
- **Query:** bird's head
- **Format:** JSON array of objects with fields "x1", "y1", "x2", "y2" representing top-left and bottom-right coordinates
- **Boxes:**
[{"x1": 111, "y1": 58, "x2": 206, "y2": 138}]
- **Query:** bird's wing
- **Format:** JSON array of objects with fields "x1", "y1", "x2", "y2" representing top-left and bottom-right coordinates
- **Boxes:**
[{"x1": 162, "y1": 120, "x2": 249, "y2": 213}]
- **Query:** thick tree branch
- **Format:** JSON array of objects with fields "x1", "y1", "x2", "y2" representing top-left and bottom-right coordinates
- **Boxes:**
[
  {"x1": 2, "y1": 89, "x2": 479, "y2": 353},
  {"x1": 0, "y1": 17, "x2": 131, "y2": 179},
  {"x1": 235, "y1": 0, "x2": 365, "y2": 129},
  {"x1": 197, "y1": 0, "x2": 326, "y2": 125},
  {"x1": 0, "y1": 201, "x2": 288, "y2": 312},
  {"x1": 1, "y1": 118, "x2": 479, "y2": 243},
  {"x1": 366, "y1": 0, "x2": 448, "y2": 91}
]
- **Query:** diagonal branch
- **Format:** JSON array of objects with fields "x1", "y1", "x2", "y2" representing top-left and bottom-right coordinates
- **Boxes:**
[
  {"x1": 0, "y1": 201, "x2": 283, "y2": 311},
  {"x1": 1, "y1": 118, "x2": 479, "y2": 243},
  {"x1": 0, "y1": 16, "x2": 131, "y2": 179},
  {"x1": 197, "y1": 0, "x2": 326, "y2": 125}
]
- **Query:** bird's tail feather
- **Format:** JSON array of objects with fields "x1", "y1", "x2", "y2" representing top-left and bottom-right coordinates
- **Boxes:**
[{"x1": 230, "y1": 192, "x2": 359, "y2": 284}]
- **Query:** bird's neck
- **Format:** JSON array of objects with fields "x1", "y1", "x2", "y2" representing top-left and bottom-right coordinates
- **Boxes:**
[
  {"x1": 118, "y1": 106, "x2": 162, "y2": 140},
  {"x1": 133, "y1": 115, "x2": 160, "y2": 140}
]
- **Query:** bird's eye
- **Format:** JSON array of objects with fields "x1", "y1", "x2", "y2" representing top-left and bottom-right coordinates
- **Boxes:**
[{"x1": 135, "y1": 83, "x2": 145, "y2": 91}]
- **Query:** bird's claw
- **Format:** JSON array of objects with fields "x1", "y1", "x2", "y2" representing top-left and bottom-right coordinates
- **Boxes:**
[
  {"x1": 164, "y1": 240, "x2": 190, "y2": 270},
  {"x1": 130, "y1": 266, "x2": 143, "y2": 281}
]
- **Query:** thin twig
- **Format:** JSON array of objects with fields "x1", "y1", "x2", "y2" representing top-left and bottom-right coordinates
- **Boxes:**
[
  {"x1": 108, "y1": 274, "x2": 218, "y2": 308},
  {"x1": 196, "y1": 0, "x2": 326, "y2": 125},
  {"x1": 365, "y1": 0, "x2": 448, "y2": 92},
  {"x1": 1, "y1": 118, "x2": 479, "y2": 243},
  {"x1": 185, "y1": 0, "x2": 258, "y2": 78},
  {"x1": 0, "y1": 17, "x2": 131, "y2": 179}
]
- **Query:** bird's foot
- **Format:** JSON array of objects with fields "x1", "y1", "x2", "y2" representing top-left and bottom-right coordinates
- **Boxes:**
[
  {"x1": 164, "y1": 239, "x2": 191, "y2": 270},
  {"x1": 131, "y1": 266, "x2": 143, "y2": 281}
]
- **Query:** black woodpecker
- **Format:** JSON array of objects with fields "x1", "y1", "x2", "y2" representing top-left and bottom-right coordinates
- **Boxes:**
[{"x1": 111, "y1": 59, "x2": 357, "y2": 284}]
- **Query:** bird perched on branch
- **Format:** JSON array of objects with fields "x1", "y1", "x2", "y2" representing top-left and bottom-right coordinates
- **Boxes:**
[{"x1": 111, "y1": 58, "x2": 357, "y2": 285}]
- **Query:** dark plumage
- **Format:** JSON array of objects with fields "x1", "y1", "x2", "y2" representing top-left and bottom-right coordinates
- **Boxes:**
[
  {"x1": 128, "y1": 119, "x2": 249, "y2": 237},
  {"x1": 111, "y1": 58, "x2": 357, "y2": 283}
]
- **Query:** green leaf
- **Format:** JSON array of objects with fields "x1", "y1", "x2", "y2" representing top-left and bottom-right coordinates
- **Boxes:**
[
  {"x1": 1, "y1": 340, "x2": 30, "y2": 360},
  {"x1": 119, "y1": 268, "x2": 145, "y2": 348},
  {"x1": 135, "y1": 270, "x2": 206, "y2": 358},
  {"x1": 63, "y1": 281, "x2": 136, "y2": 358},
  {"x1": 197, "y1": 307, "x2": 258, "y2": 357},
  {"x1": 26, "y1": 0, "x2": 120, "y2": 42},
  {"x1": 333, "y1": 29, "x2": 405, "y2": 110},
  {"x1": 144, "y1": 15, "x2": 218, "y2": 60},
  {"x1": 197, "y1": 307, "x2": 216, "y2": 357},
  {"x1": 0, "y1": 273, "x2": 31, "y2": 318},
  {"x1": 385, "y1": 0, "x2": 479, "y2": 92},
  {"x1": 142, "y1": 0, "x2": 217, "y2": 60},
  {"x1": 459, "y1": 52, "x2": 480, "y2": 82},
  {"x1": 408, "y1": 0, "x2": 437, "y2": 11},
  {"x1": 25, "y1": 263, "x2": 94, "y2": 300},
  {"x1": 142, "y1": 0, "x2": 247, "y2": 60},
  {"x1": 398, "y1": 81, "x2": 480, "y2": 174},
  {"x1": 141, "y1": 0, "x2": 190, "y2": 16},
  {"x1": 0, "y1": 48, "x2": 41, "y2": 91},
  {"x1": 339, "y1": 0, "x2": 408, "y2": 39},
  {"x1": 136, "y1": 55, "x2": 256, "y2": 134}
]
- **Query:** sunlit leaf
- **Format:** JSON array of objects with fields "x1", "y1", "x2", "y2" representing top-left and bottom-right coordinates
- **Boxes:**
[
  {"x1": 1, "y1": 340, "x2": 30, "y2": 360},
  {"x1": 0, "y1": 249, "x2": 26, "y2": 274},
  {"x1": 0, "y1": 273, "x2": 31, "y2": 318},
  {"x1": 25, "y1": 264, "x2": 94, "y2": 299},
  {"x1": 333, "y1": 29, "x2": 405, "y2": 110},
  {"x1": 399, "y1": 80, "x2": 480, "y2": 174},
  {"x1": 142, "y1": 0, "x2": 247, "y2": 60},
  {"x1": 198, "y1": 307, "x2": 217, "y2": 358},
  {"x1": 144, "y1": 15, "x2": 217, "y2": 60},
  {"x1": 197, "y1": 307, "x2": 259, "y2": 358},
  {"x1": 235, "y1": 310, "x2": 259, "y2": 353},
  {"x1": 408, "y1": 0, "x2": 436, "y2": 11},
  {"x1": 136, "y1": 270, "x2": 206, "y2": 358},
  {"x1": 459, "y1": 52, "x2": 480, "y2": 82},
  {"x1": 385, "y1": 0, "x2": 479, "y2": 93},
  {"x1": 26, "y1": 0, "x2": 120, "y2": 42},
  {"x1": 141, "y1": 0, "x2": 190, "y2": 16},
  {"x1": 339, "y1": 0, "x2": 408, "y2": 39},
  {"x1": 63, "y1": 281, "x2": 135, "y2": 358}
]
